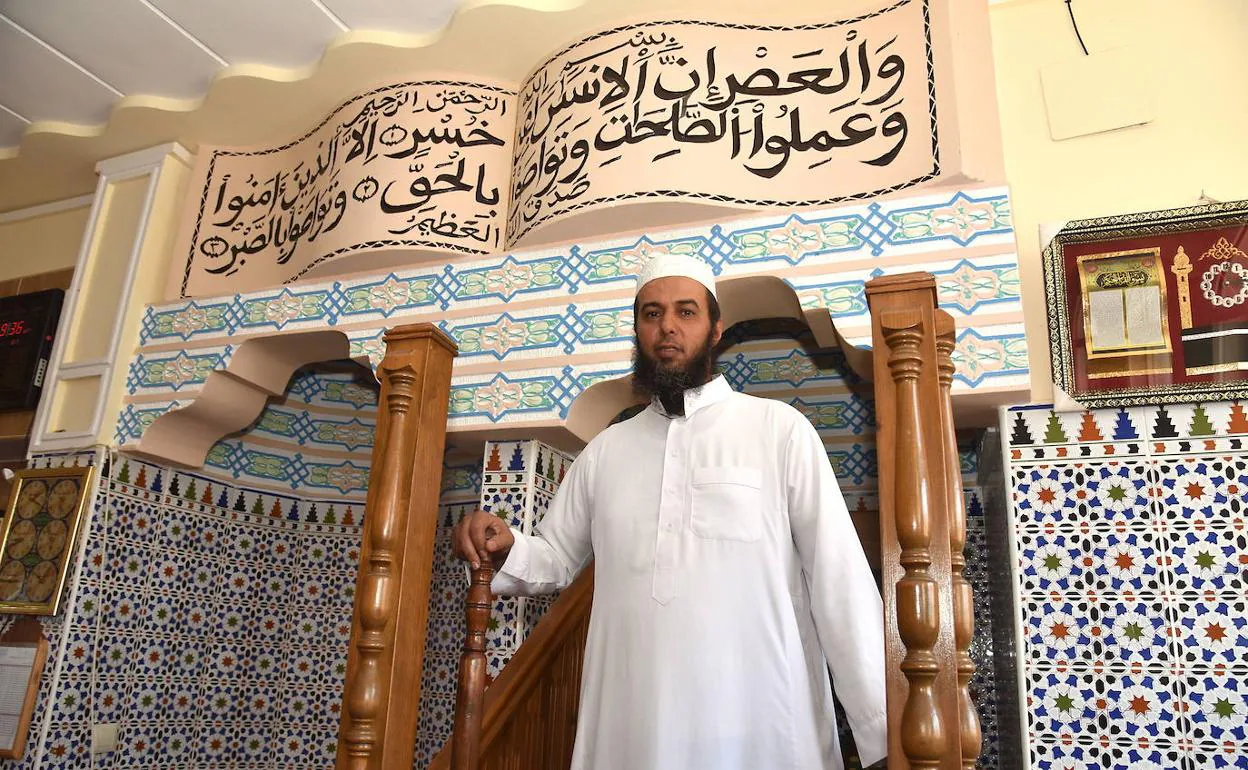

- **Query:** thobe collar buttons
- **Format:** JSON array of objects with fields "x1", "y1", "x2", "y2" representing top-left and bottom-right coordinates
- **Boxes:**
[
  {"x1": 649, "y1": 374, "x2": 732, "y2": 419},
  {"x1": 647, "y1": 375, "x2": 731, "y2": 605}
]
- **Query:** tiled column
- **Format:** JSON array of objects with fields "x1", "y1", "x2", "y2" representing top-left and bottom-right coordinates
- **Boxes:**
[
  {"x1": 474, "y1": 440, "x2": 575, "y2": 670},
  {"x1": 1004, "y1": 402, "x2": 1248, "y2": 769},
  {"x1": 413, "y1": 439, "x2": 575, "y2": 768}
]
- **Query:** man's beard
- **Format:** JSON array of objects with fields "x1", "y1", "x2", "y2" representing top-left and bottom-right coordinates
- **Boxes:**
[{"x1": 632, "y1": 328, "x2": 718, "y2": 413}]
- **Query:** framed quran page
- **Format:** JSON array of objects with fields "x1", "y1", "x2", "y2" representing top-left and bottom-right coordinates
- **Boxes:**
[{"x1": 1044, "y1": 199, "x2": 1248, "y2": 407}]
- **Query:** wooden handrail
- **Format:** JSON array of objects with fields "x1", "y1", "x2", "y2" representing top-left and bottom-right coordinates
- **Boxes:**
[
  {"x1": 432, "y1": 564, "x2": 595, "y2": 770},
  {"x1": 936, "y1": 311, "x2": 982, "y2": 769},
  {"x1": 451, "y1": 566, "x2": 494, "y2": 770}
]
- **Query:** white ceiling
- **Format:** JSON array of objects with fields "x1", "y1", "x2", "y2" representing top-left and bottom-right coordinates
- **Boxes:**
[
  {"x1": 0, "y1": 0, "x2": 463, "y2": 149},
  {"x1": 0, "y1": 0, "x2": 1025, "y2": 155}
]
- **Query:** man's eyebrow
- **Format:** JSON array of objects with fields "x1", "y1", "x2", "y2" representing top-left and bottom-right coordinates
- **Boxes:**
[{"x1": 638, "y1": 298, "x2": 702, "y2": 310}]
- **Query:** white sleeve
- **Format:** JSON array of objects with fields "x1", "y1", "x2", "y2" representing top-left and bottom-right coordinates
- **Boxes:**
[
  {"x1": 489, "y1": 448, "x2": 595, "y2": 597},
  {"x1": 784, "y1": 413, "x2": 888, "y2": 767}
]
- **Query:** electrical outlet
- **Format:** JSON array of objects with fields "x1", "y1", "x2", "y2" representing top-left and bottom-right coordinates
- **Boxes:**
[{"x1": 91, "y1": 723, "x2": 119, "y2": 754}]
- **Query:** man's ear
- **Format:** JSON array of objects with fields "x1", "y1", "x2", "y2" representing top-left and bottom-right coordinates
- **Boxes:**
[{"x1": 711, "y1": 319, "x2": 724, "y2": 348}]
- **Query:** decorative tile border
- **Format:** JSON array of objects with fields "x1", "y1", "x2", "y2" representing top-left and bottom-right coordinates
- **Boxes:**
[
  {"x1": 118, "y1": 325, "x2": 1025, "y2": 446},
  {"x1": 120, "y1": 186, "x2": 1025, "y2": 457},
  {"x1": 141, "y1": 186, "x2": 1015, "y2": 349}
]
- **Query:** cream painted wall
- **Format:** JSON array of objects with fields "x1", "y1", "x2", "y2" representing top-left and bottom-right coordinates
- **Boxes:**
[
  {"x1": 0, "y1": 204, "x2": 89, "y2": 282},
  {"x1": 989, "y1": 0, "x2": 1248, "y2": 401}
]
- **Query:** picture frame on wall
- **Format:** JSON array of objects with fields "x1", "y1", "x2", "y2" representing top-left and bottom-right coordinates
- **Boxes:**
[
  {"x1": 1044, "y1": 198, "x2": 1248, "y2": 408},
  {"x1": 0, "y1": 466, "x2": 94, "y2": 615}
]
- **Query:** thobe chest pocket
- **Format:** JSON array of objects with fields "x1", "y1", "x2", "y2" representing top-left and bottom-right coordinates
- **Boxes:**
[{"x1": 689, "y1": 467, "x2": 763, "y2": 542}]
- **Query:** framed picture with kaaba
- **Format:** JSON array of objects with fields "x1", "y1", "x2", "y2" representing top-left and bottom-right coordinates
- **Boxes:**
[
  {"x1": 1045, "y1": 198, "x2": 1248, "y2": 407},
  {"x1": 0, "y1": 466, "x2": 93, "y2": 615}
]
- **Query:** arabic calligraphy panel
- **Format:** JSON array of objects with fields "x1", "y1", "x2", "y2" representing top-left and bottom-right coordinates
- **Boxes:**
[
  {"x1": 507, "y1": 0, "x2": 938, "y2": 246},
  {"x1": 178, "y1": 80, "x2": 517, "y2": 298}
]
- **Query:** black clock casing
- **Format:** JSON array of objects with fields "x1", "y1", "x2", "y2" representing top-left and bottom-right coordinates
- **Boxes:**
[{"x1": 0, "y1": 289, "x2": 64, "y2": 412}]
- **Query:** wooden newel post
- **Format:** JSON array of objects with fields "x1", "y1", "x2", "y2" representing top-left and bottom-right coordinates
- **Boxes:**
[
  {"x1": 935, "y1": 312, "x2": 982, "y2": 770},
  {"x1": 338, "y1": 324, "x2": 458, "y2": 770},
  {"x1": 451, "y1": 566, "x2": 496, "y2": 770},
  {"x1": 883, "y1": 310, "x2": 945, "y2": 769},
  {"x1": 865, "y1": 274, "x2": 960, "y2": 770}
]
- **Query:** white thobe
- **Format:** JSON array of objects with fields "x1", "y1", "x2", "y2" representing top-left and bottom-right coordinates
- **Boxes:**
[{"x1": 493, "y1": 375, "x2": 887, "y2": 770}]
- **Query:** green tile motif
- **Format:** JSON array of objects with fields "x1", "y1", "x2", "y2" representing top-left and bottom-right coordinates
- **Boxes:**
[
  {"x1": 732, "y1": 217, "x2": 861, "y2": 261},
  {"x1": 340, "y1": 277, "x2": 438, "y2": 314},
  {"x1": 583, "y1": 238, "x2": 700, "y2": 282},
  {"x1": 256, "y1": 410, "x2": 298, "y2": 438},
  {"x1": 312, "y1": 420, "x2": 374, "y2": 451},
  {"x1": 205, "y1": 443, "x2": 232, "y2": 468},
  {"x1": 240, "y1": 292, "x2": 330, "y2": 327},
  {"x1": 449, "y1": 379, "x2": 555, "y2": 418},
  {"x1": 149, "y1": 304, "x2": 231, "y2": 339},
  {"x1": 441, "y1": 468, "x2": 478, "y2": 494},
  {"x1": 454, "y1": 316, "x2": 562, "y2": 356},
  {"x1": 936, "y1": 264, "x2": 1021, "y2": 312},
  {"x1": 797, "y1": 284, "x2": 868, "y2": 315},
  {"x1": 243, "y1": 451, "x2": 291, "y2": 482},
  {"x1": 140, "y1": 354, "x2": 223, "y2": 389},
  {"x1": 577, "y1": 370, "x2": 629, "y2": 390},
  {"x1": 305, "y1": 462, "x2": 370, "y2": 494},
  {"x1": 793, "y1": 402, "x2": 856, "y2": 431},
  {"x1": 751, "y1": 351, "x2": 819, "y2": 386},
  {"x1": 323, "y1": 381, "x2": 379, "y2": 409},
  {"x1": 952, "y1": 335, "x2": 1029, "y2": 382},
  {"x1": 456, "y1": 257, "x2": 562, "y2": 300},
  {"x1": 890, "y1": 197, "x2": 1012, "y2": 243},
  {"x1": 348, "y1": 336, "x2": 386, "y2": 367},
  {"x1": 581, "y1": 309, "x2": 633, "y2": 341}
]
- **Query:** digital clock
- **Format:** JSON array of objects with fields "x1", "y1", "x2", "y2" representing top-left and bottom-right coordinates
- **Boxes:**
[
  {"x1": 0, "y1": 320, "x2": 31, "y2": 338},
  {"x1": 0, "y1": 289, "x2": 64, "y2": 412}
]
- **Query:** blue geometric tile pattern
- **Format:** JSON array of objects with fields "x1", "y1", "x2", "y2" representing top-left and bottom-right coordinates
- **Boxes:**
[
  {"x1": 122, "y1": 186, "x2": 1026, "y2": 448},
  {"x1": 1004, "y1": 402, "x2": 1248, "y2": 768}
]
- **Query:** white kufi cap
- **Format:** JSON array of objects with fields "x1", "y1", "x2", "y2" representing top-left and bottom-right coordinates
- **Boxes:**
[{"x1": 634, "y1": 253, "x2": 717, "y2": 300}]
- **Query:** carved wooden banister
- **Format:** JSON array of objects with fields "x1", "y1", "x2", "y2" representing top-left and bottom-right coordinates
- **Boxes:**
[
  {"x1": 452, "y1": 566, "x2": 495, "y2": 770},
  {"x1": 432, "y1": 564, "x2": 595, "y2": 770},
  {"x1": 337, "y1": 324, "x2": 458, "y2": 770},
  {"x1": 883, "y1": 310, "x2": 946, "y2": 769},
  {"x1": 935, "y1": 311, "x2": 982, "y2": 769},
  {"x1": 865, "y1": 274, "x2": 960, "y2": 770}
]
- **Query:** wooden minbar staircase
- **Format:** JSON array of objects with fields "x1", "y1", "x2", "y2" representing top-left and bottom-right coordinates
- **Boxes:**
[{"x1": 338, "y1": 274, "x2": 981, "y2": 769}]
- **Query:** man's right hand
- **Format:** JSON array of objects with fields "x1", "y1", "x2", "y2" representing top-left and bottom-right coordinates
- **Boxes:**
[{"x1": 452, "y1": 509, "x2": 516, "y2": 570}]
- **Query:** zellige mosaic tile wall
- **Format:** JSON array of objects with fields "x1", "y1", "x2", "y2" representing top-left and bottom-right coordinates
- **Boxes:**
[{"x1": 1005, "y1": 401, "x2": 1248, "y2": 769}]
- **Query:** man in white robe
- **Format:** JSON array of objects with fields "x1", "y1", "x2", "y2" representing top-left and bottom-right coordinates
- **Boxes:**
[{"x1": 455, "y1": 253, "x2": 886, "y2": 769}]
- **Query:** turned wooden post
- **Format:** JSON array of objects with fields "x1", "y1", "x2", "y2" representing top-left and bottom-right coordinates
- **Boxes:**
[
  {"x1": 866, "y1": 274, "x2": 960, "y2": 770},
  {"x1": 883, "y1": 311, "x2": 945, "y2": 769},
  {"x1": 452, "y1": 566, "x2": 495, "y2": 770},
  {"x1": 338, "y1": 324, "x2": 457, "y2": 770},
  {"x1": 935, "y1": 312, "x2": 981, "y2": 770}
]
